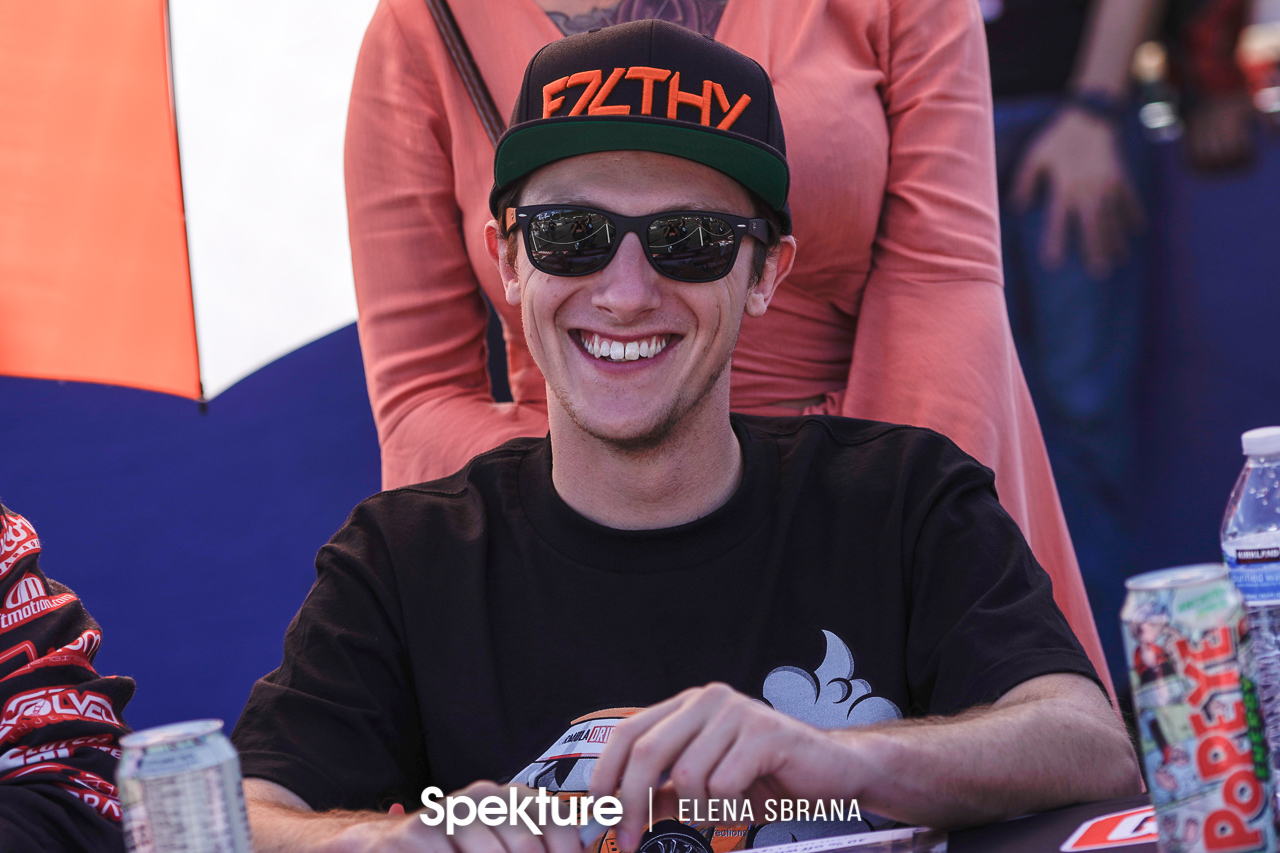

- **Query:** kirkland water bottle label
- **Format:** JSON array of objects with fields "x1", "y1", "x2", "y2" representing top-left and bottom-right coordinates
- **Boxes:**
[{"x1": 1226, "y1": 548, "x2": 1280, "y2": 603}]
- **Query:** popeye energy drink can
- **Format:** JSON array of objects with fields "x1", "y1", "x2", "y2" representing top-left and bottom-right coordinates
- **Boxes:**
[
  {"x1": 118, "y1": 719, "x2": 252, "y2": 853},
  {"x1": 1122, "y1": 564, "x2": 1277, "y2": 853}
]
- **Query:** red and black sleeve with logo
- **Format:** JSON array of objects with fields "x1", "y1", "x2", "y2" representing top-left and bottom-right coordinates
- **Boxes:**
[{"x1": 0, "y1": 507, "x2": 134, "y2": 852}]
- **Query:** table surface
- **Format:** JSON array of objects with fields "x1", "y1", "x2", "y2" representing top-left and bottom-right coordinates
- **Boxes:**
[{"x1": 947, "y1": 795, "x2": 1154, "y2": 853}]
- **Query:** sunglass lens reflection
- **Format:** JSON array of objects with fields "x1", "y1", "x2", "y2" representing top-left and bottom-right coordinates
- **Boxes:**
[
  {"x1": 646, "y1": 215, "x2": 736, "y2": 281},
  {"x1": 527, "y1": 209, "x2": 738, "y2": 281},
  {"x1": 528, "y1": 209, "x2": 615, "y2": 274}
]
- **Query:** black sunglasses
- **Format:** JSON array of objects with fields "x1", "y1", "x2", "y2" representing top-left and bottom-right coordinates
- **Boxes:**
[{"x1": 506, "y1": 205, "x2": 773, "y2": 283}]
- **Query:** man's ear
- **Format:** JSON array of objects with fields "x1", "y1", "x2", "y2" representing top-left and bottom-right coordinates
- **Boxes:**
[
  {"x1": 484, "y1": 219, "x2": 522, "y2": 306},
  {"x1": 744, "y1": 235, "x2": 797, "y2": 318}
]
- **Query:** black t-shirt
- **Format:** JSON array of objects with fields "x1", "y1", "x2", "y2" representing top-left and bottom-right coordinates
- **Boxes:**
[
  {"x1": 232, "y1": 415, "x2": 1096, "y2": 814},
  {"x1": 985, "y1": 0, "x2": 1091, "y2": 97}
]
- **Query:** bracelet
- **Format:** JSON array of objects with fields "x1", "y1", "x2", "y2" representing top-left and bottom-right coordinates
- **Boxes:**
[{"x1": 1063, "y1": 90, "x2": 1127, "y2": 124}]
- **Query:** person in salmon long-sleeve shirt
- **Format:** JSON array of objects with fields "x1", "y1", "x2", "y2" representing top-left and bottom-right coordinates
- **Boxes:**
[{"x1": 344, "y1": 0, "x2": 1116, "y2": 697}]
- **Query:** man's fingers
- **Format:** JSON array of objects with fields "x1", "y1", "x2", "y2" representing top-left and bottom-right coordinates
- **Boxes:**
[
  {"x1": 704, "y1": 733, "x2": 756, "y2": 803},
  {"x1": 666, "y1": 707, "x2": 742, "y2": 805},
  {"x1": 704, "y1": 713, "x2": 791, "y2": 802},
  {"x1": 743, "y1": 776, "x2": 792, "y2": 822},
  {"x1": 610, "y1": 784, "x2": 681, "y2": 853},
  {"x1": 628, "y1": 694, "x2": 742, "y2": 802},
  {"x1": 589, "y1": 700, "x2": 684, "y2": 799},
  {"x1": 613, "y1": 708, "x2": 714, "y2": 849},
  {"x1": 601, "y1": 685, "x2": 748, "y2": 851},
  {"x1": 650, "y1": 783, "x2": 682, "y2": 823}
]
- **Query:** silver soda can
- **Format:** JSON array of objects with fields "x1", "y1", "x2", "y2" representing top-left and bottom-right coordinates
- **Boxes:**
[
  {"x1": 118, "y1": 719, "x2": 251, "y2": 853},
  {"x1": 1122, "y1": 563, "x2": 1276, "y2": 853}
]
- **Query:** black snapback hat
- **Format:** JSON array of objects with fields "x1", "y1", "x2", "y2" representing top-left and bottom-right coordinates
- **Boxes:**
[{"x1": 490, "y1": 20, "x2": 791, "y2": 234}]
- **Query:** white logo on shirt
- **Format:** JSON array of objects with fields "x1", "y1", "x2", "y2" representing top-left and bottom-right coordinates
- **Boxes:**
[{"x1": 762, "y1": 630, "x2": 902, "y2": 729}]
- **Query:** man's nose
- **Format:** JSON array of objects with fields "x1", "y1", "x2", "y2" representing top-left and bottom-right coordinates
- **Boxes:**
[{"x1": 590, "y1": 233, "x2": 662, "y2": 323}]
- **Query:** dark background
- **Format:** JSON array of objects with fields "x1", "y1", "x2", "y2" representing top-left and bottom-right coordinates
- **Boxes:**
[{"x1": 0, "y1": 135, "x2": 1276, "y2": 733}]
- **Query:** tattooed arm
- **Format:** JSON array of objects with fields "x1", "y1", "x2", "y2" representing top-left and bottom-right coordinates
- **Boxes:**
[{"x1": 534, "y1": 0, "x2": 728, "y2": 38}]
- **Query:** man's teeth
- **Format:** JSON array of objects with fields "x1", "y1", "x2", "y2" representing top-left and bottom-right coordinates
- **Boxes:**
[{"x1": 584, "y1": 333, "x2": 670, "y2": 361}]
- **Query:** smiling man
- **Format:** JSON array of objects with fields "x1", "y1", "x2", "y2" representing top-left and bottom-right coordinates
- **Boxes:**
[
  {"x1": 232, "y1": 21, "x2": 1140, "y2": 853},
  {"x1": 490, "y1": 149, "x2": 786, "y2": 532}
]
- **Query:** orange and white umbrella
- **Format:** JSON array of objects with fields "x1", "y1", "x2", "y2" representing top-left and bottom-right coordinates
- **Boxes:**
[{"x1": 0, "y1": 0, "x2": 376, "y2": 399}]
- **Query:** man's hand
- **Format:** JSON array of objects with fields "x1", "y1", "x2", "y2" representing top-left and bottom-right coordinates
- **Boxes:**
[
  {"x1": 589, "y1": 674, "x2": 1141, "y2": 848},
  {"x1": 245, "y1": 778, "x2": 585, "y2": 853},
  {"x1": 1011, "y1": 109, "x2": 1144, "y2": 280},
  {"x1": 588, "y1": 684, "x2": 863, "y2": 851}
]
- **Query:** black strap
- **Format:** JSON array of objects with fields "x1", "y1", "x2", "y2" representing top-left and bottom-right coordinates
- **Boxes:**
[
  {"x1": 422, "y1": 0, "x2": 506, "y2": 146},
  {"x1": 421, "y1": 0, "x2": 512, "y2": 402}
]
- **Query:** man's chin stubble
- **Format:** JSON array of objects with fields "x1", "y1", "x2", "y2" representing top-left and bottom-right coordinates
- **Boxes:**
[{"x1": 558, "y1": 357, "x2": 731, "y2": 458}]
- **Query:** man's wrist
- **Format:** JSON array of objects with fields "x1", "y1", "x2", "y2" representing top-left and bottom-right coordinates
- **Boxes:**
[
  {"x1": 826, "y1": 727, "x2": 887, "y2": 801},
  {"x1": 245, "y1": 795, "x2": 400, "y2": 853},
  {"x1": 325, "y1": 818, "x2": 400, "y2": 853}
]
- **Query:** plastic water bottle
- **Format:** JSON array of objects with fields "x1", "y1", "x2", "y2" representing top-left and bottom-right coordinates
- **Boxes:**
[
  {"x1": 1222, "y1": 426, "x2": 1280, "y2": 783},
  {"x1": 1131, "y1": 41, "x2": 1184, "y2": 143}
]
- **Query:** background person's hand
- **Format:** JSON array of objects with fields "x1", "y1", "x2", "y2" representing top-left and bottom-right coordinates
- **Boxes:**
[
  {"x1": 587, "y1": 683, "x2": 861, "y2": 853},
  {"x1": 1011, "y1": 108, "x2": 1145, "y2": 280},
  {"x1": 1185, "y1": 92, "x2": 1257, "y2": 173}
]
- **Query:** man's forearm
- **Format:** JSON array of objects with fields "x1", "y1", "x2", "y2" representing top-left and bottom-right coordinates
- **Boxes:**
[
  {"x1": 833, "y1": 674, "x2": 1142, "y2": 828},
  {"x1": 245, "y1": 777, "x2": 583, "y2": 853},
  {"x1": 245, "y1": 781, "x2": 397, "y2": 853}
]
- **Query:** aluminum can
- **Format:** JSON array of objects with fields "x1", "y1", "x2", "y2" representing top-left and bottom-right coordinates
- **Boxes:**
[
  {"x1": 118, "y1": 719, "x2": 251, "y2": 853},
  {"x1": 1122, "y1": 564, "x2": 1276, "y2": 853}
]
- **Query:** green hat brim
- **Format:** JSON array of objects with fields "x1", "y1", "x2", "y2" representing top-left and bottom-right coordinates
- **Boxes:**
[{"x1": 492, "y1": 119, "x2": 789, "y2": 223}]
